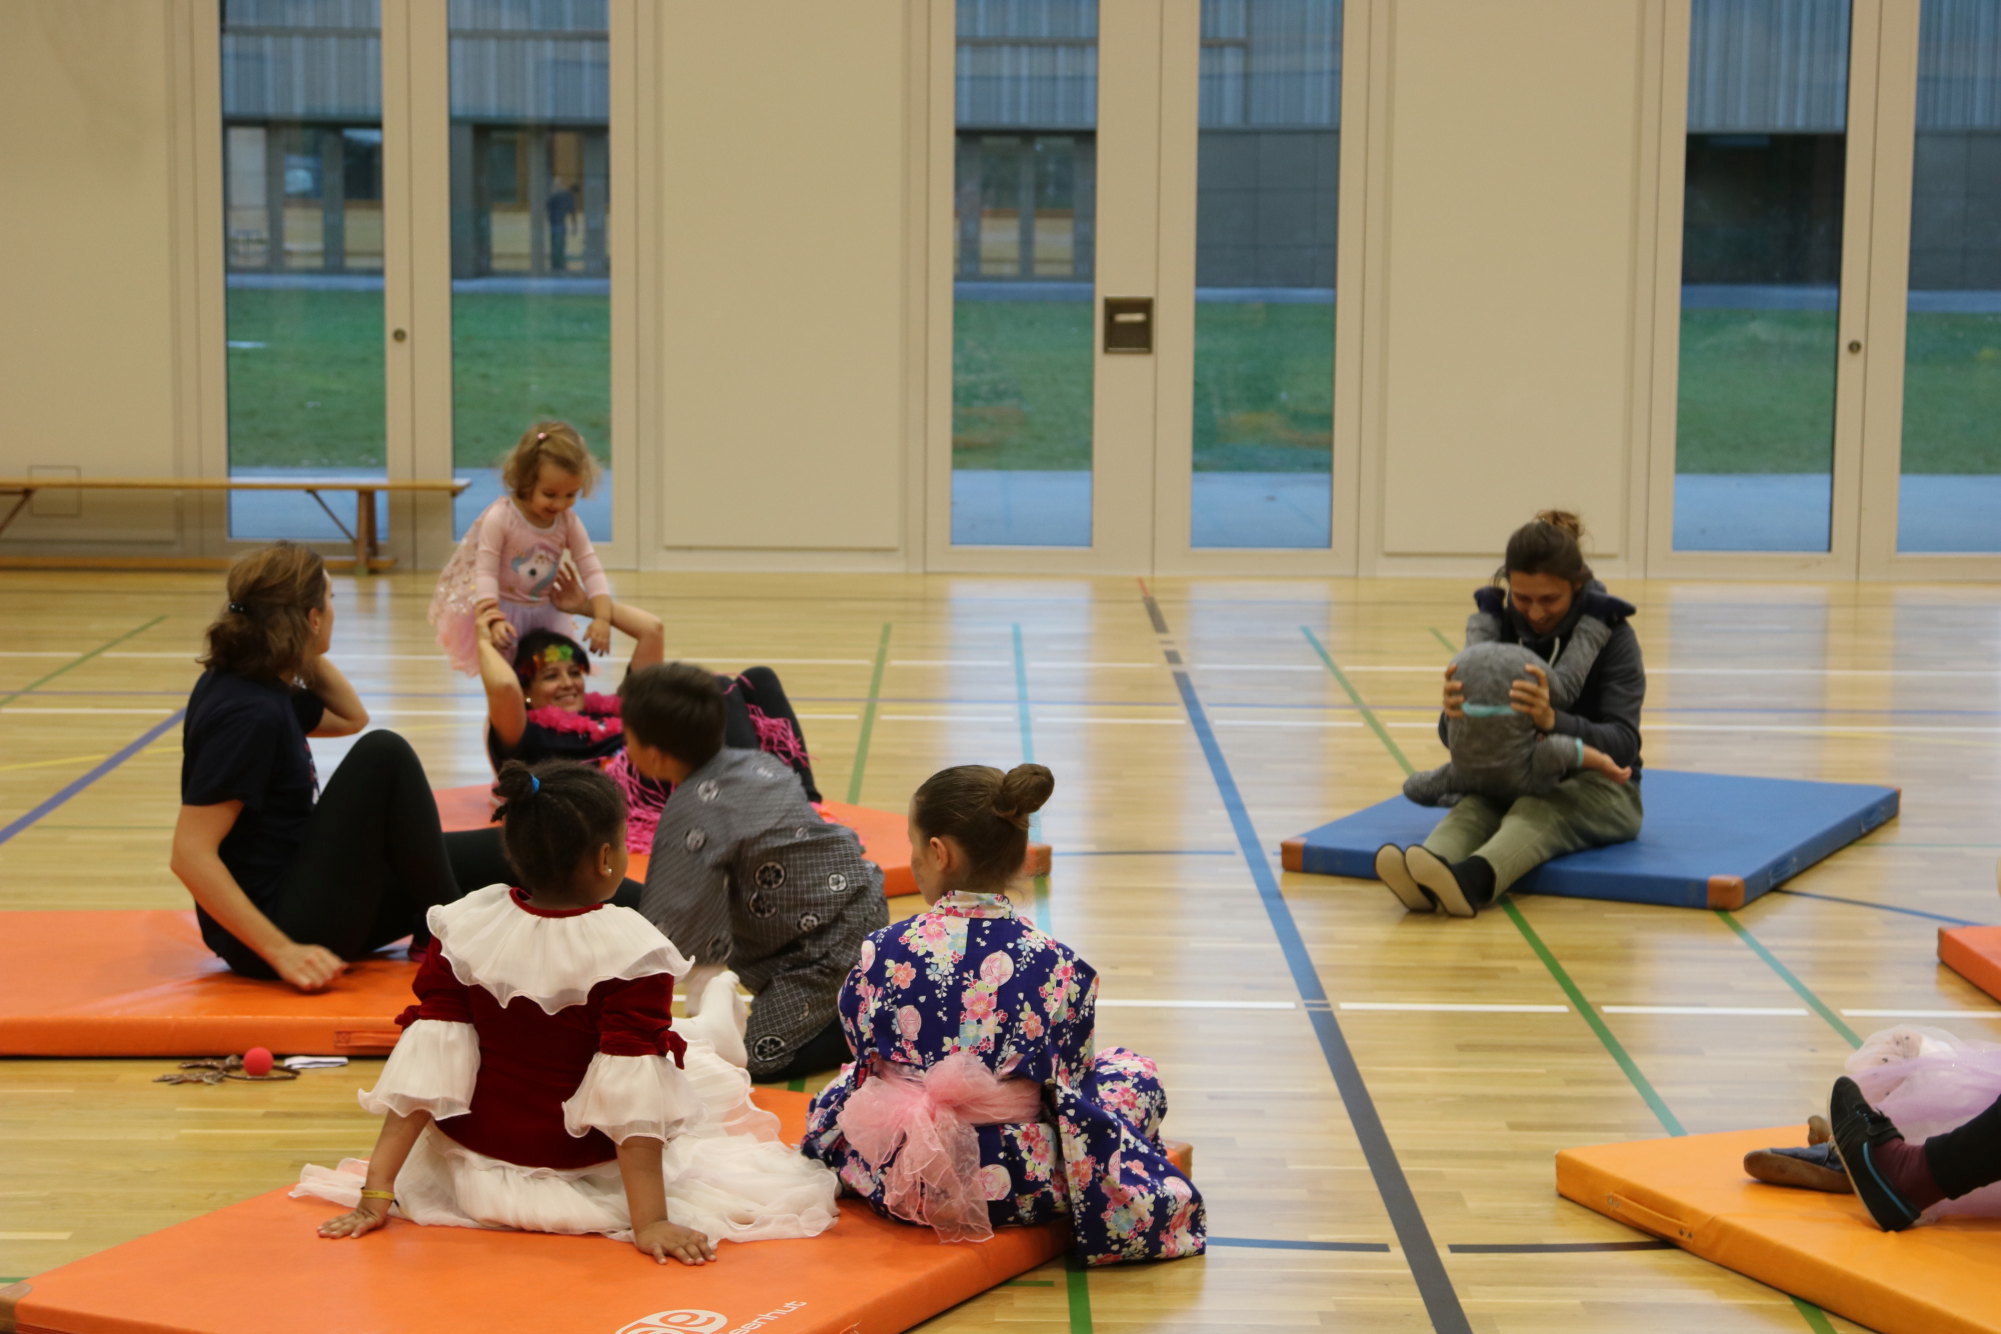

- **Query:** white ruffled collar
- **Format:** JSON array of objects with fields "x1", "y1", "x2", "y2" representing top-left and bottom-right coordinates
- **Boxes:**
[{"x1": 428, "y1": 885, "x2": 692, "y2": 1015}]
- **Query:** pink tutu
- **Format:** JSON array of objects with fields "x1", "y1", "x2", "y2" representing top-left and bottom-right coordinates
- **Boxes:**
[{"x1": 1848, "y1": 1025, "x2": 2001, "y2": 1218}]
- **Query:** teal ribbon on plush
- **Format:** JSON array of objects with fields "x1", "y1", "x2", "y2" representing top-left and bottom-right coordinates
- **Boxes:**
[{"x1": 1460, "y1": 703, "x2": 1516, "y2": 718}]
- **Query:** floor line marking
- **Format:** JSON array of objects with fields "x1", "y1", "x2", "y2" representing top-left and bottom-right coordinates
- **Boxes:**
[
  {"x1": 844, "y1": 623, "x2": 891, "y2": 805},
  {"x1": 0, "y1": 712, "x2": 185, "y2": 848},
  {"x1": 1602, "y1": 1005, "x2": 1809, "y2": 1017},
  {"x1": 1843, "y1": 1009, "x2": 2001, "y2": 1019},
  {"x1": 0, "y1": 752, "x2": 110, "y2": 774},
  {"x1": 1206, "y1": 1236, "x2": 1395, "y2": 1253},
  {"x1": 1715, "y1": 911, "x2": 1862, "y2": 1049},
  {"x1": 1769, "y1": 887, "x2": 1979, "y2": 927},
  {"x1": 1098, "y1": 999, "x2": 1297, "y2": 1011},
  {"x1": 0, "y1": 616, "x2": 167, "y2": 711},
  {"x1": 1427, "y1": 627, "x2": 1457, "y2": 653},
  {"x1": 1148, "y1": 584, "x2": 1470, "y2": 1334},
  {"x1": 1340, "y1": 1002, "x2": 1570, "y2": 1014},
  {"x1": 1447, "y1": 1240, "x2": 1673, "y2": 1254},
  {"x1": 1012, "y1": 624, "x2": 1053, "y2": 930}
]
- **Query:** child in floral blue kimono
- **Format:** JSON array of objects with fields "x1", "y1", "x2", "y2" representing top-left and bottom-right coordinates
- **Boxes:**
[{"x1": 801, "y1": 763, "x2": 1204, "y2": 1268}]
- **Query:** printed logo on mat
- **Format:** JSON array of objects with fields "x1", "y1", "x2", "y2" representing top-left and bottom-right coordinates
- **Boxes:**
[{"x1": 616, "y1": 1303, "x2": 808, "y2": 1334}]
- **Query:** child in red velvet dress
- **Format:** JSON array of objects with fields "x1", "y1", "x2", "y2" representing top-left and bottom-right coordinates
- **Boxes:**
[{"x1": 297, "y1": 761, "x2": 838, "y2": 1264}]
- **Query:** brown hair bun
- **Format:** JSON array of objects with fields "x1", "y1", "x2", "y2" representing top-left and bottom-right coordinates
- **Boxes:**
[{"x1": 993, "y1": 763, "x2": 1055, "y2": 825}]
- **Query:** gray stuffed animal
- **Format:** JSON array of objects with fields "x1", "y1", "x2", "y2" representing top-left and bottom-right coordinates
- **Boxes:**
[{"x1": 1403, "y1": 590, "x2": 1629, "y2": 806}]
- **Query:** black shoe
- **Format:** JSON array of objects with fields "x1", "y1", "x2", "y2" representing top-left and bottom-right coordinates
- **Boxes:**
[
  {"x1": 1828, "y1": 1076, "x2": 1923, "y2": 1231},
  {"x1": 1375, "y1": 844, "x2": 1435, "y2": 913},
  {"x1": 1404, "y1": 846, "x2": 1483, "y2": 918}
]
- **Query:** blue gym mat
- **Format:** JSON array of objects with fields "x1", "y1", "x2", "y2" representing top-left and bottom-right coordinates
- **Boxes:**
[{"x1": 1280, "y1": 770, "x2": 1899, "y2": 909}]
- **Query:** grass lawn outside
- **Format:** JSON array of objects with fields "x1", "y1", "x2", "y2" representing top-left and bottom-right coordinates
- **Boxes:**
[{"x1": 223, "y1": 289, "x2": 2001, "y2": 477}]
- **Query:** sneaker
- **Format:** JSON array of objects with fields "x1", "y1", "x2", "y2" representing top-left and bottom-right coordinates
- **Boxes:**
[
  {"x1": 1743, "y1": 1142, "x2": 1852, "y2": 1194},
  {"x1": 1375, "y1": 844, "x2": 1435, "y2": 913},
  {"x1": 1404, "y1": 845, "x2": 1481, "y2": 918},
  {"x1": 1828, "y1": 1076, "x2": 1923, "y2": 1231}
]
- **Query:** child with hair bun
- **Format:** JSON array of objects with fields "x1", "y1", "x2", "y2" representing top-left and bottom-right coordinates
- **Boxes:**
[
  {"x1": 802, "y1": 763, "x2": 1206, "y2": 1268},
  {"x1": 429, "y1": 421, "x2": 617, "y2": 675},
  {"x1": 296, "y1": 760, "x2": 839, "y2": 1263}
]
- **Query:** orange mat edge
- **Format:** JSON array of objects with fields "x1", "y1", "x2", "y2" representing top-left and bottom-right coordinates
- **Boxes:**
[
  {"x1": 1557, "y1": 1126, "x2": 2001, "y2": 1334},
  {"x1": 1940, "y1": 925, "x2": 2001, "y2": 1004}
]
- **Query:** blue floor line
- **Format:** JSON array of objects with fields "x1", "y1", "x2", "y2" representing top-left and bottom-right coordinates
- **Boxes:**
[
  {"x1": 0, "y1": 712, "x2": 185, "y2": 847},
  {"x1": 1769, "y1": 887, "x2": 1981, "y2": 927},
  {"x1": 1142, "y1": 586, "x2": 1471, "y2": 1334}
]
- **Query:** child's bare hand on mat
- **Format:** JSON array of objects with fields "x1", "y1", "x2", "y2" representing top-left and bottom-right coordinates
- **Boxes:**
[
  {"x1": 1441, "y1": 662, "x2": 1465, "y2": 718},
  {"x1": 634, "y1": 1220, "x2": 716, "y2": 1266},
  {"x1": 1509, "y1": 662, "x2": 1555, "y2": 732},
  {"x1": 319, "y1": 1199, "x2": 390, "y2": 1240},
  {"x1": 271, "y1": 942, "x2": 345, "y2": 992}
]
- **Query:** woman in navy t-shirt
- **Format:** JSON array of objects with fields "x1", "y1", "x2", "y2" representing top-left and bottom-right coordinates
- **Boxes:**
[{"x1": 171, "y1": 543, "x2": 472, "y2": 990}]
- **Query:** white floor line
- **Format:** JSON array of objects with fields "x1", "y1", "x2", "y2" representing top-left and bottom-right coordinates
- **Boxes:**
[
  {"x1": 879, "y1": 713, "x2": 1016, "y2": 723},
  {"x1": 1215, "y1": 718, "x2": 1364, "y2": 728},
  {"x1": 1333, "y1": 663, "x2": 2001, "y2": 679},
  {"x1": 0, "y1": 707, "x2": 175, "y2": 715},
  {"x1": 1339, "y1": 1002, "x2": 1570, "y2": 1014},
  {"x1": 1097, "y1": 999, "x2": 1298, "y2": 1010},
  {"x1": 1842, "y1": 1008, "x2": 2001, "y2": 1020},
  {"x1": 1602, "y1": 1005, "x2": 1810, "y2": 1016},
  {"x1": 1374, "y1": 719, "x2": 2001, "y2": 737},
  {"x1": 795, "y1": 712, "x2": 861, "y2": 721},
  {"x1": 0, "y1": 1231, "x2": 72, "y2": 1241}
]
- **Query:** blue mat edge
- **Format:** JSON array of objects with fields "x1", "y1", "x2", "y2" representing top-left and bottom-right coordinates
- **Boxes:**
[{"x1": 1283, "y1": 774, "x2": 1901, "y2": 910}]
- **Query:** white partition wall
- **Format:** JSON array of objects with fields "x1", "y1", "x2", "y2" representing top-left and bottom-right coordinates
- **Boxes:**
[{"x1": 4, "y1": 0, "x2": 1994, "y2": 579}]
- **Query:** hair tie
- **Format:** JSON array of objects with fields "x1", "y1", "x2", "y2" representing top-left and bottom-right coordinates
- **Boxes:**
[
  {"x1": 536, "y1": 431, "x2": 548, "y2": 441},
  {"x1": 529, "y1": 774, "x2": 540, "y2": 794},
  {"x1": 227, "y1": 602, "x2": 248, "y2": 615}
]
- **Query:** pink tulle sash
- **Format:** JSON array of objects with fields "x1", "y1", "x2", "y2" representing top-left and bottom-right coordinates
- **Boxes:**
[{"x1": 836, "y1": 1053, "x2": 1043, "y2": 1243}]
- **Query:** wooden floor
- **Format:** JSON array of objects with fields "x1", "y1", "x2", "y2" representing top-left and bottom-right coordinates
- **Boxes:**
[{"x1": 3, "y1": 568, "x2": 1999, "y2": 1333}]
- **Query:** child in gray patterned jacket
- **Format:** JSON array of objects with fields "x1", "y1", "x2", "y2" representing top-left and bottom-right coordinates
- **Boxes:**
[{"x1": 1402, "y1": 588, "x2": 1633, "y2": 806}]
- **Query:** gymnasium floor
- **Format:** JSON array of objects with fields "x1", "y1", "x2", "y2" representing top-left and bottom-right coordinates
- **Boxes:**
[{"x1": 2, "y1": 569, "x2": 1997, "y2": 1333}]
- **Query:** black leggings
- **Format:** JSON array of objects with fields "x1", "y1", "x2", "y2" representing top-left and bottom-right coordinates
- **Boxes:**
[
  {"x1": 759, "y1": 1016, "x2": 852, "y2": 1084},
  {"x1": 214, "y1": 731, "x2": 482, "y2": 978},
  {"x1": 1925, "y1": 1090, "x2": 2001, "y2": 1199},
  {"x1": 728, "y1": 666, "x2": 821, "y2": 803}
]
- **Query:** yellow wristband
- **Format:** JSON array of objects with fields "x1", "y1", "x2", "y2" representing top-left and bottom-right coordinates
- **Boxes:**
[{"x1": 359, "y1": 1189, "x2": 396, "y2": 1203}]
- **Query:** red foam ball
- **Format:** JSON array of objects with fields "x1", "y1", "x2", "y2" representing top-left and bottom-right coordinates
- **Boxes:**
[{"x1": 242, "y1": 1046, "x2": 274, "y2": 1077}]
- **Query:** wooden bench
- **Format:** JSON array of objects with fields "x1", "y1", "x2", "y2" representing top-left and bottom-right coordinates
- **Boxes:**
[{"x1": 0, "y1": 476, "x2": 470, "y2": 574}]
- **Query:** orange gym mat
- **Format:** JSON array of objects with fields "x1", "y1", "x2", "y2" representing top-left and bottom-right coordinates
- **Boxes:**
[
  {"x1": 0, "y1": 909, "x2": 414, "y2": 1057},
  {"x1": 435, "y1": 784, "x2": 1052, "y2": 897},
  {"x1": 0, "y1": 1092, "x2": 1149, "y2": 1334},
  {"x1": 1939, "y1": 925, "x2": 2001, "y2": 1005},
  {"x1": 1557, "y1": 1125, "x2": 2001, "y2": 1334}
]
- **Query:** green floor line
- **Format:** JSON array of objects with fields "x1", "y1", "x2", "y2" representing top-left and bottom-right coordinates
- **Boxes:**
[
  {"x1": 785, "y1": 1077, "x2": 806, "y2": 1093},
  {"x1": 844, "y1": 622, "x2": 892, "y2": 804},
  {"x1": 0, "y1": 616, "x2": 166, "y2": 711},
  {"x1": 1064, "y1": 1256, "x2": 1094, "y2": 1333},
  {"x1": 1502, "y1": 901, "x2": 1686, "y2": 1137},
  {"x1": 1301, "y1": 626, "x2": 1415, "y2": 774},
  {"x1": 1789, "y1": 1296, "x2": 1840, "y2": 1333},
  {"x1": 1428, "y1": 626, "x2": 1456, "y2": 653},
  {"x1": 1012, "y1": 624, "x2": 1052, "y2": 928},
  {"x1": 1716, "y1": 911, "x2": 1862, "y2": 1049}
]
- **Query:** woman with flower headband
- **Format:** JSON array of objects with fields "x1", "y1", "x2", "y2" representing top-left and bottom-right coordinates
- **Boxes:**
[{"x1": 465, "y1": 567, "x2": 821, "y2": 872}]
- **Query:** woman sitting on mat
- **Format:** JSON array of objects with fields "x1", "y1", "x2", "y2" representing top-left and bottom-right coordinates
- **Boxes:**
[
  {"x1": 472, "y1": 567, "x2": 820, "y2": 864},
  {"x1": 801, "y1": 763, "x2": 1206, "y2": 1267},
  {"x1": 300, "y1": 761, "x2": 840, "y2": 1263},
  {"x1": 1375, "y1": 510, "x2": 1645, "y2": 917},
  {"x1": 171, "y1": 543, "x2": 493, "y2": 991}
]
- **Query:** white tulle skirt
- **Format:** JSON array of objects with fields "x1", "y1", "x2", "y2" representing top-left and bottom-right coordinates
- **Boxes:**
[
  {"x1": 293, "y1": 1040, "x2": 839, "y2": 1245},
  {"x1": 1848, "y1": 1024, "x2": 2001, "y2": 1219}
]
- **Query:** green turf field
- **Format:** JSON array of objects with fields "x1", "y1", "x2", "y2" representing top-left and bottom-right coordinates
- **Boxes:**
[{"x1": 222, "y1": 289, "x2": 2000, "y2": 475}]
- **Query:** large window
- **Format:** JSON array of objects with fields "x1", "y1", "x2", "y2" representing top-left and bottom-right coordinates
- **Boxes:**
[
  {"x1": 1673, "y1": 0, "x2": 1852, "y2": 553},
  {"x1": 1896, "y1": 0, "x2": 2001, "y2": 553},
  {"x1": 950, "y1": 0, "x2": 1098, "y2": 547},
  {"x1": 220, "y1": 0, "x2": 388, "y2": 542},
  {"x1": 1190, "y1": 0, "x2": 1339, "y2": 549},
  {"x1": 448, "y1": 0, "x2": 612, "y2": 540}
]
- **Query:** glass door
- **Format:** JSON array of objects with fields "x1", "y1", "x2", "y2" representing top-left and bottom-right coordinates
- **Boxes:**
[
  {"x1": 219, "y1": 1, "x2": 391, "y2": 547},
  {"x1": 1651, "y1": 0, "x2": 1882, "y2": 572},
  {"x1": 927, "y1": 0, "x2": 1361, "y2": 573}
]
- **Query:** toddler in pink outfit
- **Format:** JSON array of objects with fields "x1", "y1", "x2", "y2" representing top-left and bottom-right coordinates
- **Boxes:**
[{"x1": 431, "y1": 421, "x2": 614, "y2": 675}]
